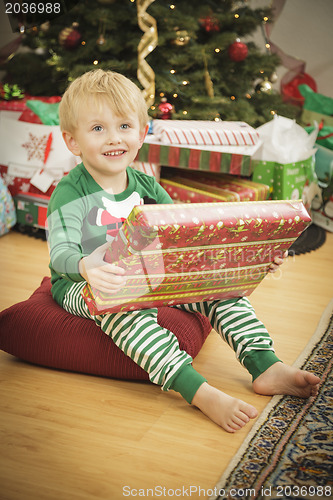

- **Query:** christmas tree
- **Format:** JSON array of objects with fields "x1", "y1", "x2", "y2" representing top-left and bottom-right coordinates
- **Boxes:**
[{"x1": 2, "y1": 0, "x2": 298, "y2": 126}]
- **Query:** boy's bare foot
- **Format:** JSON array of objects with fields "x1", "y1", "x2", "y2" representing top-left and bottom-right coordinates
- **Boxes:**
[
  {"x1": 252, "y1": 362, "x2": 321, "y2": 398},
  {"x1": 191, "y1": 382, "x2": 258, "y2": 433}
]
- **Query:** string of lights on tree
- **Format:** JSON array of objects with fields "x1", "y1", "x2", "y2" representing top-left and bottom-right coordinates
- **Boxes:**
[{"x1": 2, "y1": 0, "x2": 298, "y2": 126}]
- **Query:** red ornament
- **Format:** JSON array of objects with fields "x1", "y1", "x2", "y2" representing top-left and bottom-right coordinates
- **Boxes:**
[
  {"x1": 158, "y1": 98, "x2": 174, "y2": 120},
  {"x1": 200, "y1": 15, "x2": 220, "y2": 33},
  {"x1": 59, "y1": 27, "x2": 82, "y2": 50},
  {"x1": 228, "y1": 40, "x2": 248, "y2": 62},
  {"x1": 281, "y1": 72, "x2": 317, "y2": 107}
]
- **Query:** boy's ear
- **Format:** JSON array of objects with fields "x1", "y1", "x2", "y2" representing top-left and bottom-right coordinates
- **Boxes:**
[
  {"x1": 139, "y1": 124, "x2": 149, "y2": 147},
  {"x1": 62, "y1": 131, "x2": 81, "y2": 156}
]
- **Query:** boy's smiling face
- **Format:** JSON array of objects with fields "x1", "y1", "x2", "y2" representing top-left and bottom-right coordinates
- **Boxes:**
[{"x1": 63, "y1": 98, "x2": 147, "y2": 192}]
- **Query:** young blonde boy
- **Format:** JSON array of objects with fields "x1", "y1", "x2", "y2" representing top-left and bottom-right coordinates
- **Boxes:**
[{"x1": 47, "y1": 69, "x2": 320, "y2": 432}]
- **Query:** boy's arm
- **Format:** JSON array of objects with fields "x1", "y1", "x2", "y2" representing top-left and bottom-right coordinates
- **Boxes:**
[{"x1": 47, "y1": 202, "x2": 86, "y2": 282}]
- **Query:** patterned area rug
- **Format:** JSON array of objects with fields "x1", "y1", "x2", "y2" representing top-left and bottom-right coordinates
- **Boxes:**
[
  {"x1": 211, "y1": 299, "x2": 333, "y2": 500},
  {"x1": 288, "y1": 223, "x2": 327, "y2": 256}
]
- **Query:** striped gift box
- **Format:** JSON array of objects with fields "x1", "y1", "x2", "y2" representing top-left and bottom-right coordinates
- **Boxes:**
[
  {"x1": 153, "y1": 120, "x2": 259, "y2": 146},
  {"x1": 130, "y1": 161, "x2": 161, "y2": 180},
  {"x1": 160, "y1": 172, "x2": 269, "y2": 203},
  {"x1": 136, "y1": 138, "x2": 256, "y2": 176}
]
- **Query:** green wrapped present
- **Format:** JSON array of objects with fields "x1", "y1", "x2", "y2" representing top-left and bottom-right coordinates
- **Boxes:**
[
  {"x1": 299, "y1": 84, "x2": 333, "y2": 127},
  {"x1": 252, "y1": 155, "x2": 316, "y2": 201},
  {"x1": 252, "y1": 115, "x2": 318, "y2": 201},
  {"x1": 314, "y1": 145, "x2": 333, "y2": 186}
]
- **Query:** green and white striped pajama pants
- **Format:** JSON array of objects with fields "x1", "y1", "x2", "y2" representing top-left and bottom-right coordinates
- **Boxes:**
[{"x1": 63, "y1": 282, "x2": 280, "y2": 404}]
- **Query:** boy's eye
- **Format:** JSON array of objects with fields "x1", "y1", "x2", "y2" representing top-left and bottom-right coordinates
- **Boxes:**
[
  {"x1": 120, "y1": 123, "x2": 130, "y2": 130},
  {"x1": 93, "y1": 125, "x2": 103, "y2": 132}
]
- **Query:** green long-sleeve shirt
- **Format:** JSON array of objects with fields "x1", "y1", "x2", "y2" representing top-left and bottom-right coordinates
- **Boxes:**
[{"x1": 47, "y1": 163, "x2": 173, "y2": 306}]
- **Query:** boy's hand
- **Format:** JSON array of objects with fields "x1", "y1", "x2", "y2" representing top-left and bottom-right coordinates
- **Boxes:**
[
  {"x1": 79, "y1": 242, "x2": 126, "y2": 294},
  {"x1": 268, "y1": 250, "x2": 288, "y2": 273}
]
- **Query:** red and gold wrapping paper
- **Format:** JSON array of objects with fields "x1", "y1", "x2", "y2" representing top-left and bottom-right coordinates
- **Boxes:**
[
  {"x1": 82, "y1": 200, "x2": 311, "y2": 315},
  {"x1": 160, "y1": 172, "x2": 269, "y2": 203}
]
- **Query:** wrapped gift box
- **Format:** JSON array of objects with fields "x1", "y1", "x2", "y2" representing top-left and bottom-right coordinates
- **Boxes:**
[
  {"x1": 311, "y1": 145, "x2": 333, "y2": 232},
  {"x1": 252, "y1": 115, "x2": 318, "y2": 200},
  {"x1": 0, "y1": 175, "x2": 16, "y2": 236},
  {"x1": 82, "y1": 200, "x2": 311, "y2": 314},
  {"x1": 135, "y1": 135, "x2": 261, "y2": 176},
  {"x1": 130, "y1": 161, "x2": 161, "y2": 180},
  {"x1": 0, "y1": 95, "x2": 61, "y2": 112},
  {"x1": 160, "y1": 171, "x2": 269, "y2": 203},
  {"x1": 153, "y1": 119, "x2": 260, "y2": 146},
  {"x1": 252, "y1": 155, "x2": 316, "y2": 201},
  {"x1": 0, "y1": 110, "x2": 78, "y2": 196}
]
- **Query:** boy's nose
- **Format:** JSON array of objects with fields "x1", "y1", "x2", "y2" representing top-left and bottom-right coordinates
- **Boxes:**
[{"x1": 107, "y1": 130, "x2": 121, "y2": 144}]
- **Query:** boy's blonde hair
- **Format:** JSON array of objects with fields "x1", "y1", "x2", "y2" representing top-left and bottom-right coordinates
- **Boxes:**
[{"x1": 59, "y1": 69, "x2": 149, "y2": 133}]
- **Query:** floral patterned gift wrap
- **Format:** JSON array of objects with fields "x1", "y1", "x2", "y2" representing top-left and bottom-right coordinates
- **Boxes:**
[
  {"x1": 82, "y1": 200, "x2": 311, "y2": 314},
  {"x1": 0, "y1": 175, "x2": 16, "y2": 236}
]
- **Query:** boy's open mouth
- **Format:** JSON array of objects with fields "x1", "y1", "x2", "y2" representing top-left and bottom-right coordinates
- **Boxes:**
[{"x1": 103, "y1": 150, "x2": 125, "y2": 156}]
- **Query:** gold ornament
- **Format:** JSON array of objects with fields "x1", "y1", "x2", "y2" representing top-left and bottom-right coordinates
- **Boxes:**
[
  {"x1": 137, "y1": 0, "x2": 158, "y2": 107},
  {"x1": 203, "y1": 50, "x2": 214, "y2": 98},
  {"x1": 172, "y1": 30, "x2": 190, "y2": 47},
  {"x1": 260, "y1": 79, "x2": 272, "y2": 93},
  {"x1": 97, "y1": 34, "x2": 106, "y2": 45},
  {"x1": 255, "y1": 78, "x2": 272, "y2": 94},
  {"x1": 97, "y1": 19, "x2": 106, "y2": 46},
  {"x1": 40, "y1": 21, "x2": 50, "y2": 32}
]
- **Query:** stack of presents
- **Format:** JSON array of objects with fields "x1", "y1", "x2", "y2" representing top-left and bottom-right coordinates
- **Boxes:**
[{"x1": 0, "y1": 86, "x2": 331, "y2": 312}]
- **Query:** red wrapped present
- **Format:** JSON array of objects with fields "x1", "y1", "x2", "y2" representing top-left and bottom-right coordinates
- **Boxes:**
[
  {"x1": 135, "y1": 136, "x2": 260, "y2": 176},
  {"x1": 82, "y1": 200, "x2": 311, "y2": 315},
  {"x1": 160, "y1": 172, "x2": 269, "y2": 203},
  {"x1": 0, "y1": 95, "x2": 61, "y2": 112}
]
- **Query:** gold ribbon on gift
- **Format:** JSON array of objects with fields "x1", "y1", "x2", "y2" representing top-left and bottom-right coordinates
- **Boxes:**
[{"x1": 137, "y1": 0, "x2": 158, "y2": 107}]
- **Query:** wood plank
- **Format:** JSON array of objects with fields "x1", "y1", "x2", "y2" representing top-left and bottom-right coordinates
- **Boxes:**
[{"x1": 1, "y1": 229, "x2": 332, "y2": 499}]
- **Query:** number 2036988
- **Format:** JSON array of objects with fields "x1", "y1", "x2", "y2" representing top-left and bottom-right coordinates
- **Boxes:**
[
  {"x1": 276, "y1": 485, "x2": 332, "y2": 497},
  {"x1": 5, "y1": 3, "x2": 61, "y2": 15}
]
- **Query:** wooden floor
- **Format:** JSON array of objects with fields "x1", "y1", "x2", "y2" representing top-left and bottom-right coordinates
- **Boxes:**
[{"x1": 0, "y1": 229, "x2": 332, "y2": 500}]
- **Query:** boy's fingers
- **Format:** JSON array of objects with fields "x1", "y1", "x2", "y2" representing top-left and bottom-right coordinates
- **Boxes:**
[{"x1": 103, "y1": 263, "x2": 126, "y2": 275}]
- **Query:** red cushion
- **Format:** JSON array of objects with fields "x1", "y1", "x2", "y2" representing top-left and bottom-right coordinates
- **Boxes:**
[{"x1": 0, "y1": 277, "x2": 211, "y2": 380}]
